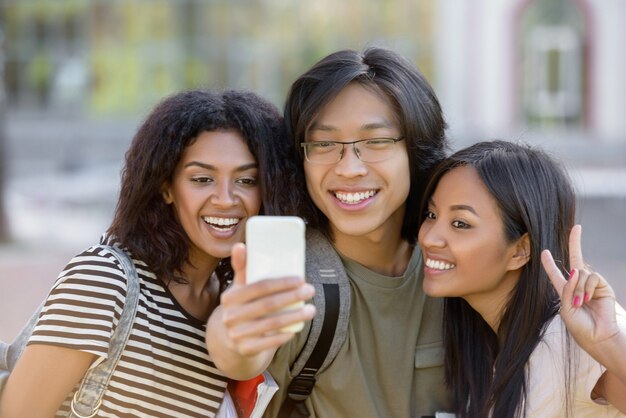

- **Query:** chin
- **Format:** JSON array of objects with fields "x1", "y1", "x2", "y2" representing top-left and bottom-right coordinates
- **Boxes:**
[
  {"x1": 333, "y1": 218, "x2": 385, "y2": 239},
  {"x1": 422, "y1": 281, "x2": 450, "y2": 298},
  {"x1": 202, "y1": 243, "x2": 234, "y2": 260}
]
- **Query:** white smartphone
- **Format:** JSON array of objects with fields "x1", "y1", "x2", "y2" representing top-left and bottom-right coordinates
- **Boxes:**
[{"x1": 245, "y1": 215, "x2": 306, "y2": 332}]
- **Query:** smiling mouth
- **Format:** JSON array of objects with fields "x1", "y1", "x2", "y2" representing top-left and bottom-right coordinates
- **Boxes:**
[
  {"x1": 202, "y1": 216, "x2": 241, "y2": 231},
  {"x1": 333, "y1": 190, "x2": 377, "y2": 204},
  {"x1": 425, "y1": 258, "x2": 456, "y2": 271}
]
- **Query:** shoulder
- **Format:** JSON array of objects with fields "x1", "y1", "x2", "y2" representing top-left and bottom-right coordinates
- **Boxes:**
[
  {"x1": 29, "y1": 244, "x2": 140, "y2": 355},
  {"x1": 530, "y1": 315, "x2": 568, "y2": 367},
  {"x1": 528, "y1": 315, "x2": 610, "y2": 410},
  {"x1": 305, "y1": 228, "x2": 337, "y2": 258},
  {"x1": 56, "y1": 245, "x2": 129, "y2": 290},
  {"x1": 525, "y1": 316, "x2": 569, "y2": 414},
  {"x1": 527, "y1": 316, "x2": 572, "y2": 389},
  {"x1": 47, "y1": 243, "x2": 150, "y2": 313},
  {"x1": 542, "y1": 314, "x2": 566, "y2": 338}
]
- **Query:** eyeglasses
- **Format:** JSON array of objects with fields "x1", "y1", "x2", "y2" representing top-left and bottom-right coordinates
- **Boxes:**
[{"x1": 300, "y1": 137, "x2": 405, "y2": 164}]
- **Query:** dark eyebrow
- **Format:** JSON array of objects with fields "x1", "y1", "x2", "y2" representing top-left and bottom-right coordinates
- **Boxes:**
[
  {"x1": 183, "y1": 161, "x2": 258, "y2": 172},
  {"x1": 360, "y1": 121, "x2": 395, "y2": 130},
  {"x1": 427, "y1": 198, "x2": 478, "y2": 216},
  {"x1": 450, "y1": 204, "x2": 478, "y2": 216},
  {"x1": 309, "y1": 120, "x2": 395, "y2": 133}
]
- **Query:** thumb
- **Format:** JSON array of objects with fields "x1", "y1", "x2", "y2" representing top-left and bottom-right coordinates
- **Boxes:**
[{"x1": 230, "y1": 243, "x2": 247, "y2": 286}]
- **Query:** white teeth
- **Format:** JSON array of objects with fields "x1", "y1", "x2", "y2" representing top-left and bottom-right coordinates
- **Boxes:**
[
  {"x1": 425, "y1": 258, "x2": 456, "y2": 271},
  {"x1": 203, "y1": 217, "x2": 240, "y2": 228},
  {"x1": 334, "y1": 190, "x2": 376, "y2": 204}
]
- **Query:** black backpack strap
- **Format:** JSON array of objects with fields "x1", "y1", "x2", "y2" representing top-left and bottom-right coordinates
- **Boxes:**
[{"x1": 278, "y1": 229, "x2": 350, "y2": 418}]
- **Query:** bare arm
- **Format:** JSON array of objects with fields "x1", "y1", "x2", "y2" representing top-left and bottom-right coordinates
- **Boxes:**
[
  {"x1": 206, "y1": 243, "x2": 316, "y2": 380},
  {"x1": 591, "y1": 306, "x2": 626, "y2": 411},
  {"x1": 596, "y1": 343, "x2": 626, "y2": 413},
  {"x1": 0, "y1": 345, "x2": 95, "y2": 418}
]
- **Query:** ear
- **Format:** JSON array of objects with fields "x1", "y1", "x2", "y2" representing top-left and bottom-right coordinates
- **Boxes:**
[
  {"x1": 161, "y1": 182, "x2": 174, "y2": 204},
  {"x1": 507, "y1": 233, "x2": 531, "y2": 271}
]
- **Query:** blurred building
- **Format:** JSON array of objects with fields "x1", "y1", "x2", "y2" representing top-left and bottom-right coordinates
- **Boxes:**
[
  {"x1": 0, "y1": 0, "x2": 438, "y2": 246},
  {"x1": 436, "y1": 0, "x2": 626, "y2": 147},
  {"x1": 0, "y1": 0, "x2": 624, "y2": 245},
  {"x1": 0, "y1": 0, "x2": 436, "y2": 117}
]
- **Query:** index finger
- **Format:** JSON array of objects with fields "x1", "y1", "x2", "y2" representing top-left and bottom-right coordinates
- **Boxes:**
[
  {"x1": 541, "y1": 249, "x2": 567, "y2": 297},
  {"x1": 568, "y1": 224, "x2": 584, "y2": 270}
]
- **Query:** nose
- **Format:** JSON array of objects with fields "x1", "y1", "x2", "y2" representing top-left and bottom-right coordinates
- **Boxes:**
[
  {"x1": 334, "y1": 143, "x2": 368, "y2": 178},
  {"x1": 418, "y1": 220, "x2": 446, "y2": 250},
  {"x1": 210, "y1": 179, "x2": 237, "y2": 207}
]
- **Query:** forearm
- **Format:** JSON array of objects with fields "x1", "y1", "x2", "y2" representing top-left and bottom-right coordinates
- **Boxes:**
[
  {"x1": 206, "y1": 306, "x2": 276, "y2": 380},
  {"x1": 589, "y1": 315, "x2": 626, "y2": 410},
  {"x1": 595, "y1": 330, "x2": 626, "y2": 389},
  {"x1": 599, "y1": 368, "x2": 626, "y2": 413},
  {"x1": 592, "y1": 303, "x2": 626, "y2": 389}
]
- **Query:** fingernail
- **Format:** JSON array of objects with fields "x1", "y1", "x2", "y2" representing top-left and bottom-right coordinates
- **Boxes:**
[
  {"x1": 301, "y1": 284, "x2": 315, "y2": 298},
  {"x1": 303, "y1": 304, "x2": 317, "y2": 316},
  {"x1": 583, "y1": 293, "x2": 590, "y2": 303},
  {"x1": 573, "y1": 296, "x2": 581, "y2": 307},
  {"x1": 567, "y1": 268, "x2": 576, "y2": 280}
]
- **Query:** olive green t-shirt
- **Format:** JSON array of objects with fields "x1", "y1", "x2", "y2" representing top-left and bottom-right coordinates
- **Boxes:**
[{"x1": 266, "y1": 245, "x2": 452, "y2": 417}]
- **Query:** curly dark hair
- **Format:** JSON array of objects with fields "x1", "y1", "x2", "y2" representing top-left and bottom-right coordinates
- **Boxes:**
[{"x1": 108, "y1": 89, "x2": 302, "y2": 286}]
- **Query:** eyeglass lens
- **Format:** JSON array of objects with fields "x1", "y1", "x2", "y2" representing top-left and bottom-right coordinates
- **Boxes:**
[{"x1": 305, "y1": 138, "x2": 399, "y2": 164}]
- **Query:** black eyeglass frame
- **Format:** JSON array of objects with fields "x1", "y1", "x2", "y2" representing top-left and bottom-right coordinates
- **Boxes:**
[{"x1": 299, "y1": 136, "x2": 405, "y2": 164}]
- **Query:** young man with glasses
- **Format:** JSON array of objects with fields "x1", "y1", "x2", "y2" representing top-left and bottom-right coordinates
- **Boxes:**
[{"x1": 207, "y1": 47, "x2": 452, "y2": 417}]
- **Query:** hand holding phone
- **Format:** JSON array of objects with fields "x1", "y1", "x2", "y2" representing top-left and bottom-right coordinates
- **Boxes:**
[{"x1": 245, "y1": 216, "x2": 306, "y2": 332}]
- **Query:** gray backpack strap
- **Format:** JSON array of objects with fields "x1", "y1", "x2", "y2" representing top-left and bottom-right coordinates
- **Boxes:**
[
  {"x1": 0, "y1": 244, "x2": 140, "y2": 416},
  {"x1": 291, "y1": 229, "x2": 351, "y2": 376},
  {"x1": 68, "y1": 244, "x2": 141, "y2": 418},
  {"x1": 278, "y1": 229, "x2": 351, "y2": 418}
]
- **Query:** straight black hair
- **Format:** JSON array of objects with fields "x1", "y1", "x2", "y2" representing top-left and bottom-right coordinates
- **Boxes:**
[
  {"x1": 420, "y1": 140, "x2": 575, "y2": 417},
  {"x1": 285, "y1": 47, "x2": 448, "y2": 243}
]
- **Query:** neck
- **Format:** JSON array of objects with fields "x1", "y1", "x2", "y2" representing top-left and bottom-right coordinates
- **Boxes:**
[
  {"x1": 332, "y1": 228, "x2": 412, "y2": 277},
  {"x1": 167, "y1": 255, "x2": 221, "y2": 322},
  {"x1": 469, "y1": 297, "x2": 505, "y2": 332},
  {"x1": 179, "y1": 256, "x2": 221, "y2": 296},
  {"x1": 465, "y1": 271, "x2": 520, "y2": 333}
]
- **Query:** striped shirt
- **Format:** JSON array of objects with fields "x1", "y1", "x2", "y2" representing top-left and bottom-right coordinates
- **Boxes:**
[{"x1": 29, "y1": 239, "x2": 228, "y2": 417}]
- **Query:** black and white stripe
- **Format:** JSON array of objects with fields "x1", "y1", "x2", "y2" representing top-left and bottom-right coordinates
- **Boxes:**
[{"x1": 29, "y1": 241, "x2": 228, "y2": 417}]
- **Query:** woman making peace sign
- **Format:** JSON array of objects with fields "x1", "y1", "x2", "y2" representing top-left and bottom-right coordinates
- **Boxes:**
[{"x1": 418, "y1": 140, "x2": 626, "y2": 417}]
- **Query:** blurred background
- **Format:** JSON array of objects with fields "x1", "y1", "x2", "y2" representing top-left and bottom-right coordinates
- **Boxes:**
[{"x1": 1, "y1": 0, "x2": 624, "y2": 340}]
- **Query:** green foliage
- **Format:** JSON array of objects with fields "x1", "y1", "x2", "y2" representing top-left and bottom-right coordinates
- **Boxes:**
[{"x1": 3, "y1": 0, "x2": 435, "y2": 115}]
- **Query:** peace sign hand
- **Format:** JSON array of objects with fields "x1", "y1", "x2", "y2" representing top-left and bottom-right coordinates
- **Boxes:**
[{"x1": 541, "y1": 224, "x2": 620, "y2": 356}]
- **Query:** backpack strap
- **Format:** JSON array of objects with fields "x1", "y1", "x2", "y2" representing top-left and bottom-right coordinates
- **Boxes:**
[
  {"x1": 69, "y1": 245, "x2": 141, "y2": 418},
  {"x1": 0, "y1": 244, "x2": 140, "y2": 415},
  {"x1": 278, "y1": 229, "x2": 351, "y2": 418}
]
